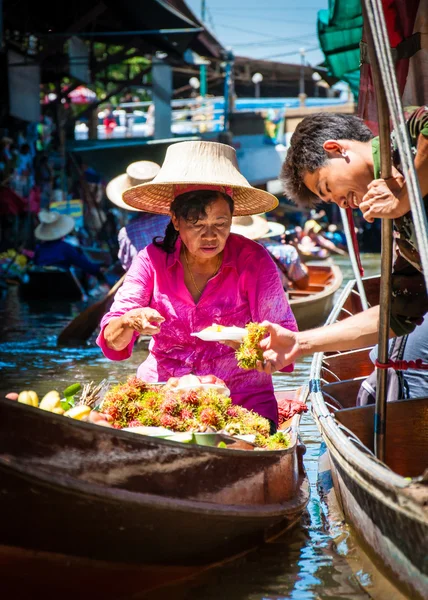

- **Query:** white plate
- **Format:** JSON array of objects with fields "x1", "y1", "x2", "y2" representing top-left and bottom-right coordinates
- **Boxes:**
[
  {"x1": 175, "y1": 382, "x2": 231, "y2": 396},
  {"x1": 191, "y1": 327, "x2": 247, "y2": 342}
]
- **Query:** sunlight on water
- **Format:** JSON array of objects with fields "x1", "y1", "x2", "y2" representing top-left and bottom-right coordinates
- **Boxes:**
[{"x1": 0, "y1": 255, "x2": 381, "y2": 599}]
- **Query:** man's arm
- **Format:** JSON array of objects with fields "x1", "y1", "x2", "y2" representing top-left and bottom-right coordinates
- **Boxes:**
[{"x1": 259, "y1": 305, "x2": 397, "y2": 372}]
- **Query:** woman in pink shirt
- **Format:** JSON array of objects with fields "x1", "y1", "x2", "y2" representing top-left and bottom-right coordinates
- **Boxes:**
[{"x1": 97, "y1": 141, "x2": 297, "y2": 429}]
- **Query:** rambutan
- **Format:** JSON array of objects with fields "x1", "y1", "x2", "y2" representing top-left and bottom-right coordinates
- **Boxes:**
[
  {"x1": 160, "y1": 397, "x2": 182, "y2": 416},
  {"x1": 182, "y1": 390, "x2": 200, "y2": 407},
  {"x1": 226, "y1": 405, "x2": 239, "y2": 418},
  {"x1": 235, "y1": 322, "x2": 267, "y2": 370},
  {"x1": 160, "y1": 414, "x2": 180, "y2": 431},
  {"x1": 180, "y1": 408, "x2": 194, "y2": 421},
  {"x1": 199, "y1": 407, "x2": 222, "y2": 429}
]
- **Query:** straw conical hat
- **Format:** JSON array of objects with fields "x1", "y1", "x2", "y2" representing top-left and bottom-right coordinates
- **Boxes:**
[
  {"x1": 231, "y1": 215, "x2": 285, "y2": 240},
  {"x1": 35, "y1": 210, "x2": 75, "y2": 241},
  {"x1": 122, "y1": 141, "x2": 278, "y2": 216},
  {"x1": 106, "y1": 161, "x2": 160, "y2": 211}
]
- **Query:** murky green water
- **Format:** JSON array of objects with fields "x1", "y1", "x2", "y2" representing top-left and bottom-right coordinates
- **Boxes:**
[{"x1": 0, "y1": 255, "x2": 381, "y2": 600}]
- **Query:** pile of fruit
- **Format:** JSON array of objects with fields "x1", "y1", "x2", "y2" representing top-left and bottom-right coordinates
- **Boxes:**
[
  {"x1": 0, "y1": 249, "x2": 28, "y2": 280},
  {"x1": 5, "y1": 374, "x2": 291, "y2": 450},
  {"x1": 101, "y1": 374, "x2": 290, "y2": 449},
  {"x1": 6, "y1": 382, "x2": 113, "y2": 427}
]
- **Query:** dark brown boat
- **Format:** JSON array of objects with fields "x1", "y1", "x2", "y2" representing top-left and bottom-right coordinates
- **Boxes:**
[
  {"x1": 20, "y1": 267, "x2": 86, "y2": 301},
  {"x1": 310, "y1": 275, "x2": 428, "y2": 600},
  {"x1": 0, "y1": 388, "x2": 309, "y2": 598},
  {"x1": 289, "y1": 263, "x2": 343, "y2": 330}
]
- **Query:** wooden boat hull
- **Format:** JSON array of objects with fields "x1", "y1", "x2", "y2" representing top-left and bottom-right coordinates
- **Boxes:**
[
  {"x1": 289, "y1": 263, "x2": 343, "y2": 330},
  {"x1": 0, "y1": 391, "x2": 309, "y2": 593},
  {"x1": 310, "y1": 276, "x2": 428, "y2": 600},
  {"x1": 20, "y1": 267, "x2": 84, "y2": 301}
]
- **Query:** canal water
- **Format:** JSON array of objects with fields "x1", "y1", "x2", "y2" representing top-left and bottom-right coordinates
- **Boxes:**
[{"x1": 0, "y1": 254, "x2": 381, "y2": 600}]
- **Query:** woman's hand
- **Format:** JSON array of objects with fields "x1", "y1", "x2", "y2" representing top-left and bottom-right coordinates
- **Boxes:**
[
  {"x1": 219, "y1": 340, "x2": 241, "y2": 350},
  {"x1": 124, "y1": 307, "x2": 165, "y2": 335},
  {"x1": 360, "y1": 176, "x2": 409, "y2": 222},
  {"x1": 255, "y1": 321, "x2": 301, "y2": 374}
]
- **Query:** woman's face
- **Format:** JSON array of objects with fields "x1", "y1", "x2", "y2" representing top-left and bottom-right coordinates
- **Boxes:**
[{"x1": 172, "y1": 195, "x2": 232, "y2": 260}]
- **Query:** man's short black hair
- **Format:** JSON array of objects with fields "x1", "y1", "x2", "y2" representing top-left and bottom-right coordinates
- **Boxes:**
[{"x1": 281, "y1": 113, "x2": 374, "y2": 208}]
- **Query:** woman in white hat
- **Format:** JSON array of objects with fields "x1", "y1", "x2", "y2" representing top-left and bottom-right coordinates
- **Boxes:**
[
  {"x1": 97, "y1": 141, "x2": 297, "y2": 430},
  {"x1": 231, "y1": 215, "x2": 309, "y2": 290},
  {"x1": 106, "y1": 160, "x2": 170, "y2": 270},
  {"x1": 34, "y1": 210, "x2": 102, "y2": 276}
]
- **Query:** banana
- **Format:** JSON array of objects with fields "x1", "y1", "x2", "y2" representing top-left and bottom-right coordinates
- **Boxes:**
[
  {"x1": 39, "y1": 390, "x2": 61, "y2": 412},
  {"x1": 64, "y1": 405, "x2": 91, "y2": 420},
  {"x1": 18, "y1": 390, "x2": 39, "y2": 407},
  {"x1": 52, "y1": 407, "x2": 65, "y2": 415}
]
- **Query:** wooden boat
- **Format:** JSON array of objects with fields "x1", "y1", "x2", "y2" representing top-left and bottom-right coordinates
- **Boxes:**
[
  {"x1": 288, "y1": 263, "x2": 343, "y2": 330},
  {"x1": 310, "y1": 275, "x2": 428, "y2": 600},
  {"x1": 298, "y1": 246, "x2": 331, "y2": 263},
  {"x1": 20, "y1": 266, "x2": 86, "y2": 301},
  {"x1": 0, "y1": 389, "x2": 309, "y2": 599}
]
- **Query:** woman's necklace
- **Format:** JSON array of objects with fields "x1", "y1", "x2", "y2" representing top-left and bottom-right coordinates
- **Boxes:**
[{"x1": 184, "y1": 248, "x2": 222, "y2": 295}]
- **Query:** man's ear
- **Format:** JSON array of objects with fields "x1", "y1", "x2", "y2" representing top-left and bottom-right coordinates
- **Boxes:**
[{"x1": 323, "y1": 139, "x2": 344, "y2": 156}]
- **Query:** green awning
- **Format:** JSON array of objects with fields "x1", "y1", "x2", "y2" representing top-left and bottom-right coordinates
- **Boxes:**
[{"x1": 317, "y1": 0, "x2": 362, "y2": 99}]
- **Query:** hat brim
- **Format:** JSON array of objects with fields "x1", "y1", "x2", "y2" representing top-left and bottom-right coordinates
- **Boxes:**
[
  {"x1": 106, "y1": 174, "x2": 141, "y2": 212},
  {"x1": 262, "y1": 221, "x2": 285, "y2": 238},
  {"x1": 122, "y1": 180, "x2": 279, "y2": 216},
  {"x1": 35, "y1": 214, "x2": 75, "y2": 241}
]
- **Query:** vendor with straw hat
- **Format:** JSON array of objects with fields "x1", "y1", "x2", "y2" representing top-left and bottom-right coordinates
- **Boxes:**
[
  {"x1": 34, "y1": 210, "x2": 102, "y2": 276},
  {"x1": 97, "y1": 140, "x2": 297, "y2": 429},
  {"x1": 106, "y1": 160, "x2": 170, "y2": 270}
]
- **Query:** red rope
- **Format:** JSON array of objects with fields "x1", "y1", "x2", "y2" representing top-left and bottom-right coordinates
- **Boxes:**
[
  {"x1": 346, "y1": 207, "x2": 364, "y2": 276},
  {"x1": 375, "y1": 359, "x2": 428, "y2": 371}
]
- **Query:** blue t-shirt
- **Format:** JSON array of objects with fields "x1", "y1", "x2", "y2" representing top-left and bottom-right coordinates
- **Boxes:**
[{"x1": 34, "y1": 240, "x2": 101, "y2": 276}]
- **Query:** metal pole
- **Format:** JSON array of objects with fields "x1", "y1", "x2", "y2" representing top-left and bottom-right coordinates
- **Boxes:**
[
  {"x1": 299, "y1": 48, "x2": 305, "y2": 95},
  {"x1": 339, "y1": 207, "x2": 369, "y2": 310},
  {"x1": 223, "y1": 49, "x2": 234, "y2": 133},
  {"x1": 200, "y1": 0, "x2": 207, "y2": 97},
  {"x1": 362, "y1": 1, "x2": 393, "y2": 462}
]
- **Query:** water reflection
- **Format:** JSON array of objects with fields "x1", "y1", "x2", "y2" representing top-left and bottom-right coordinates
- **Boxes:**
[{"x1": 0, "y1": 255, "x2": 381, "y2": 599}]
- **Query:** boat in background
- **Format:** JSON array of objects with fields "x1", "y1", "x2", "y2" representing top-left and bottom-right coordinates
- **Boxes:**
[
  {"x1": 20, "y1": 267, "x2": 86, "y2": 301},
  {"x1": 289, "y1": 263, "x2": 343, "y2": 330},
  {"x1": 310, "y1": 275, "x2": 428, "y2": 600},
  {"x1": 0, "y1": 388, "x2": 309, "y2": 599}
]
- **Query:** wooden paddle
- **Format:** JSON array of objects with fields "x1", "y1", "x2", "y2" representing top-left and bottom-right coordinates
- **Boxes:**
[{"x1": 57, "y1": 274, "x2": 126, "y2": 345}]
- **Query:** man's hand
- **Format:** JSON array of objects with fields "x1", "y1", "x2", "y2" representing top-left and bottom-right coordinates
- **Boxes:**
[
  {"x1": 124, "y1": 307, "x2": 165, "y2": 335},
  {"x1": 255, "y1": 321, "x2": 301, "y2": 374},
  {"x1": 360, "y1": 176, "x2": 409, "y2": 222}
]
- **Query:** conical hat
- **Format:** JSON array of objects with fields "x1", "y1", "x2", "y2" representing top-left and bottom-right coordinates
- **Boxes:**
[
  {"x1": 231, "y1": 215, "x2": 285, "y2": 240},
  {"x1": 122, "y1": 141, "x2": 278, "y2": 216},
  {"x1": 35, "y1": 210, "x2": 75, "y2": 241},
  {"x1": 106, "y1": 161, "x2": 160, "y2": 211}
]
